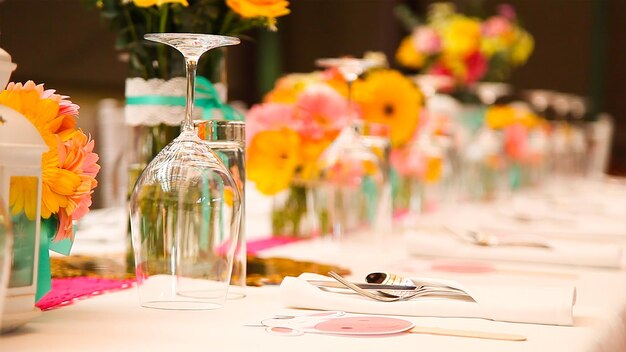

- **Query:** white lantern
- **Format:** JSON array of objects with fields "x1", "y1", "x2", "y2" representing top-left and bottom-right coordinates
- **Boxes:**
[{"x1": 0, "y1": 105, "x2": 47, "y2": 332}]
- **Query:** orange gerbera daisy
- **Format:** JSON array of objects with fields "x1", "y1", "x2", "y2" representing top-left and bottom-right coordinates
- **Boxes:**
[
  {"x1": 354, "y1": 70, "x2": 423, "y2": 147},
  {"x1": 1, "y1": 82, "x2": 99, "y2": 240}
]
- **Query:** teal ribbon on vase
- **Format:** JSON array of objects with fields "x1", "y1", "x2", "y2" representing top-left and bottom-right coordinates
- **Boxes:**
[{"x1": 125, "y1": 77, "x2": 244, "y2": 121}]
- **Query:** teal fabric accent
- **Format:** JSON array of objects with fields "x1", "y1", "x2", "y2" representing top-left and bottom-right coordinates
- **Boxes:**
[
  {"x1": 36, "y1": 217, "x2": 57, "y2": 302},
  {"x1": 48, "y1": 237, "x2": 73, "y2": 256},
  {"x1": 390, "y1": 167, "x2": 400, "y2": 199},
  {"x1": 509, "y1": 163, "x2": 523, "y2": 190},
  {"x1": 126, "y1": 77, "x2": 243, "y2": 121},
  {"x1": 361, "y1": 176, "x2": 378, "y2": 219},
  {"x1": 460, "y1": 105, "x2": 487, "y2": 135}
]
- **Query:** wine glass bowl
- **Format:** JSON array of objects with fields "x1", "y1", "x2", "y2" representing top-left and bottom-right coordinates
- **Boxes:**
[
  {"x1": 129, "y1": 33, "x2": 242, "y2": 310},
  {"x1": 313, "y1": 57, "x2": 390, "y2": 241}
]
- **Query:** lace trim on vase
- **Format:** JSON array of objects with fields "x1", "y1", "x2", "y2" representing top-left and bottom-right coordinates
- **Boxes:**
[{"x1": 124, "y1": 77, "x2": 227, "y2": 126}]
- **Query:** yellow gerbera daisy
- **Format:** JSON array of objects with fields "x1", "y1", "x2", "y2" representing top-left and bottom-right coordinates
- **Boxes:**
[
  {"x1": 354, "y1": 70, "x2": 423, "y2": 147},
  {"x1": 247, "y1": 128, "x2": 301, "y2": 195}
]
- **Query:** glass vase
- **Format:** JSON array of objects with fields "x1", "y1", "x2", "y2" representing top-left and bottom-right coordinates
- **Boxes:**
[{"x1": 271, "y1": 183, "x2": 318, "y2": 238}]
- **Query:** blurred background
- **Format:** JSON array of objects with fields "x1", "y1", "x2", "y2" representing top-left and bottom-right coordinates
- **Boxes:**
[{"x1": 0, "y1": 0, "x2": 624, "y2": 203}]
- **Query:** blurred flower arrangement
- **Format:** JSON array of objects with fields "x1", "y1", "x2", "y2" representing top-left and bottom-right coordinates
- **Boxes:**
[
  {"x1": 0, "y1": 81, "x2": 100, "y2": 242},
  {"x1": 485, "y1": 103, "x2": 549, "y2": 188},
  {"x1": 396, "y1": 2, "x2": 534, "y2": 88},
  {"x1": 247, "y1": 63, "x2": 423, "y2": 236},
  {"x1": 85, "y1": 0, "x2": 290, "y2": 79}
]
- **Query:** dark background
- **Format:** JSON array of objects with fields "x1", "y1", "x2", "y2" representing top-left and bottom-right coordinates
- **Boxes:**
[{"x1": 0, "y1": 0, "x2": 624, "y2": 172}]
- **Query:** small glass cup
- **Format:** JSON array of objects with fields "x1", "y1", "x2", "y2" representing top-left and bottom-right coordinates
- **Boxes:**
[
  {"x1": 197, "y1": 120, "x2": 246, "y2": 299},
  {"x1": 354, "y1": 121, "x2": 392, "y2": 238}
]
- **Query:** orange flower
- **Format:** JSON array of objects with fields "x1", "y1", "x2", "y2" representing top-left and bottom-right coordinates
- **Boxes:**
[
  {"x1": 132, "y1": 0, "x2": 188, "y2": 7},
  {"x1": 1, "y1": 82, "x2": 99, "y2": 240},
  {"x1": 395, "y1": 37, "x2": 425, "y2": 70}
]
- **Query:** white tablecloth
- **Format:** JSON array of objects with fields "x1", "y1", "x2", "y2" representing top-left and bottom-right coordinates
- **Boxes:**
[{"x1": 3, "y1": 179, "x2": 626, "y2": 351}]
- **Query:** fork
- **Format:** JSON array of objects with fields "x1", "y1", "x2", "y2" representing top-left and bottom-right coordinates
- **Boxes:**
[
  {"x1": 327, "y1": 272, "x2": 471, "y2": 302},
  {"x1": 444, "y1": 226, "x2": 552, "y2": 249}
]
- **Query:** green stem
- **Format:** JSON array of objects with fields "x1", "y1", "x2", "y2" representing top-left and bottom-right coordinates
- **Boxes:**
[
  {"x1": 157, "y1": 5, "x2": 169, "y2": 79},
  {"x1": 123, "y1": 7, "x2": 148, "y2": 78},
  {"x1": 219, "y1": 11, "x2": 236, "y2": 34}
]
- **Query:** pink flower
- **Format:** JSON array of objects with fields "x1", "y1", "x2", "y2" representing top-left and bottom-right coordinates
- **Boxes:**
[
  {"x1": 326, "y1": 159, "x2": 366, "y2": 188},
  {"x1": 504, "y1": 124, "x2": 529, "y2": 161},
  {"x1": 497, "y1": 4, "x2": 517, "y2": 21},
  {"x1": 412, "y1": 27, "x2": 441, "y2": 54},
  {"x1": 245, "y1": 103, "x2": 296, "y2": 141},
  {"x1": 482, "y1": 16, "x2": 513, "y2": 38},
  {"x1": 54, "y1": 131, "x2": 100, "y2": 241},
  {"x1": 390, "y1": 146, "x2": 425, "y2": 177},
  {"x1": 294, "y1": 84, "x2": 350, "y2": 140},
  {"x1": 7, "y1": 80, "x2": 79, "y2": 117},
  {"x1": 464, "y1": 51, "x2": 488, "y2": 85}
]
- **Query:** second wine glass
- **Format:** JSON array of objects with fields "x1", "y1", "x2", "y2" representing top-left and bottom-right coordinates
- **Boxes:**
[{"x1": 314, "y1": 58, "x2": 390, "y2": 242}]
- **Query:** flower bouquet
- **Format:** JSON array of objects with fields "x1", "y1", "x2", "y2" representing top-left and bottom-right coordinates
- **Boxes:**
[
  {"x1": 0, "y1": 81, "x2": 100, "y2": 300},
  {"x1": 247, "y1": 72, "x2": 351, "y2": 237},
  {"x1": 84, "y1": 0, "x2": 291, "y2": 184},
  {"x1": 396, "y1": 2, "x2": 533, "y2": 97},
  {"x1": 485, "y1": 103, "x2": 548, "y2": 189},
  {"x1": 248, "y1": 64, "x2": 424, "y2": 235}
]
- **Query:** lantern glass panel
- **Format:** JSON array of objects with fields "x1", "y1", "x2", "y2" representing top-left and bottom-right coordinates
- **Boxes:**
[{"x1": 7, "y1": 176, "x2": 38, "y2": 288}]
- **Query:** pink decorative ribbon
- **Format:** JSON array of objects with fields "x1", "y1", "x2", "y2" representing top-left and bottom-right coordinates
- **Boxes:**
[{"x1": 35, "y1": 277, "x2": 135, "y2": 311}]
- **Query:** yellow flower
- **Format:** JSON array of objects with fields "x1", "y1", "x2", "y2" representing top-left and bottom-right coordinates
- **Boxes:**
[
  {"x1": 9, "y1": 177, "x2": 39, "y2": 220},
  {"x1": 485, "y1": 105, "x2": 516, "y2": 129},
  {"x1": 517, "y1": 112, "x2": 543, "y2": 129},
  {"x1": 395, "y1": 37, "x2": 425, "y2": 70},
  {"x1": 226, "y1": 0, "x2": 290, "y2": 19},
  {"x1": 511, "y1": 30, "x2": 534, "y2": 66},
  {"x1": 441, "y1": 15, "x2": 481, "y2": 56},
  {"x1": 40, "y1": 149, "x2": 82, "y2": 219},
  {"x1": 297, "y1": 137, "x2": 331, "y2": 181},
  {"x1": 132, "y1": 0, "x2": 188, "y2": 7},
  {"x1": 354, "y1": 70, "x2": 423, "y2": 147},
  {"x1": 247, "y1": 128, "x2": 300, "y2": 195},
  {"x1": 424, "y1": 157, "x2": 442, "y2": 184}
]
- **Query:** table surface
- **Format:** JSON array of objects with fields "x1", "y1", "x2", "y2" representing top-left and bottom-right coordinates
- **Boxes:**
[{"x1": 3, "y1": 179, "x2": 626, "y2": 352}]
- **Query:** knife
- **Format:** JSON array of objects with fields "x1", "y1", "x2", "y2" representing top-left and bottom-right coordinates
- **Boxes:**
[{"x1": 307, "y1": 280, "x2": 418, "y2": 291}]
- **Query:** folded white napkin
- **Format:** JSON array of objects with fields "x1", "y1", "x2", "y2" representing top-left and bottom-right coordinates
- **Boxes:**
[
  {"x1": 281, "y1": 273, "x2": 576, "y2": 326},
  {"x1": 405, "y1": 230, "x2": 623, "y2": 269}
]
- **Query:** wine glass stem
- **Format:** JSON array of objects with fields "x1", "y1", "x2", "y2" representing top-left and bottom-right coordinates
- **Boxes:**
[
  {"x1": 347, "y1": 79, "x2": 355, "y2": 124},
  {"x1": 182, "y1": 58, "x2": 198, "y2": 133}
]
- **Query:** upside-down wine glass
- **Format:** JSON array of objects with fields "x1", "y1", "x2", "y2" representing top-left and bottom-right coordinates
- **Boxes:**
[
  {"x1": 314, "y1": 58, "x2": 389, "y2": 242},
  {"x1": 129, "y1": 33, "x2": 242, "y2": 310}
]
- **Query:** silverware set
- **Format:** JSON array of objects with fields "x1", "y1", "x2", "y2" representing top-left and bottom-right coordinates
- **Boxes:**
[
  {"x1": 444, "y1": 226, "x2": 552, "y2": 249},
  {"x1": 307, "y1": 271, "x2": 472, "y2": 302}
]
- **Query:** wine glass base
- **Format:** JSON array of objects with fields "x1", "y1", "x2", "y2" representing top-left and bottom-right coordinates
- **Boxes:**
[{"x1": 140, "y1": 301, "x2": 223, "y2": 311}]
